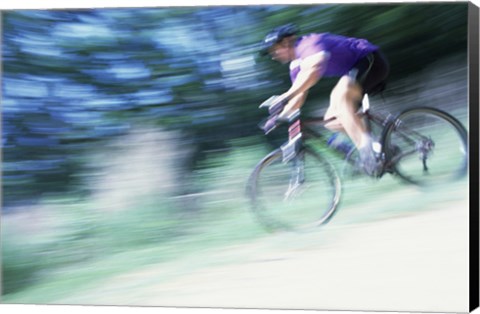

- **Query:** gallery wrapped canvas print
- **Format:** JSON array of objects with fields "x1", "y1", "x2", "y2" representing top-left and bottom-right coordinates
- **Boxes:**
[{"x1": 1, "y1": 1, "x2": 479, "y2": 313}]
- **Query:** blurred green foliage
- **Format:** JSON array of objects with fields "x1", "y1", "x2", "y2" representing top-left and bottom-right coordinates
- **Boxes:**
[
  {"x1": 1, "y1": 4, "x2": 468, "y2": 207},
  {"x1": 1, "y1": 140, "x2": 269, "y2": 299},
  {"x1": 1, "y1": 137, "x2": 468, "y2": 302}
]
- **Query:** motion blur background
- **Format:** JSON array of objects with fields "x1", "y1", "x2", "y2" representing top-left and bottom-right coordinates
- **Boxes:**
[{"x1": 1, "y1": 3, "x2": 470, "y2": 306}]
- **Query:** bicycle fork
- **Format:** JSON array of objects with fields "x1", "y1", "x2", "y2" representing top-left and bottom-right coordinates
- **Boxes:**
[
  {"x1": 417, "y1": 137, "x2": 435, "y2": 174},
  {"x1": 383, "y1": 117, "x2": 436, "y2": 176},
  {"x1": 284, "y1": 152, "x2": 306, "y2": 200},
  {"x1": 281, "y1": 118, "x2": 306, "y2": 200}
]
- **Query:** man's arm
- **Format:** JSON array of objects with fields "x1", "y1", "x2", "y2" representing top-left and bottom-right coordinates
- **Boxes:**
[
  {"x1": 286, "y1": 51, "x2": 330, "y2": 99},
  {"x1": 278, "y1": 92, "x2": 308, "y2": 119},
  {"x1": 278, "y1": 51, "x2": 330, "y2": 118}
]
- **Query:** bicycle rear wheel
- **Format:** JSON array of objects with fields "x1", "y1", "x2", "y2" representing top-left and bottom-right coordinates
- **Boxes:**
[
  {"x1": 247, "y1": 147, "x2": 341, "y2": 232},
  {"x1": 382, "y1": 107, "x2": 468, "y2": 186}
]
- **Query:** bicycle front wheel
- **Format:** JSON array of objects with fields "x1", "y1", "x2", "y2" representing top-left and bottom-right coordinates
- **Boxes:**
[
  {"x1": 247, "y1": 147, "x2": 341, "y2": 232},
  {"x1": 382, "y1": 107, "x2": 468, "y2": 186}
]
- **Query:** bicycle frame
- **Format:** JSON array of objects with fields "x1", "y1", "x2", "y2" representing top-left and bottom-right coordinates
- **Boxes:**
[
  {"x1": 262, "y1": 93, "x2": 438, "y2": 177},
  {"x1": 279, "y1": 105, "x2": 403, "y2": 177},
  {"x1": 283, "y1": 107, "x2": 391, "y2": 151}
]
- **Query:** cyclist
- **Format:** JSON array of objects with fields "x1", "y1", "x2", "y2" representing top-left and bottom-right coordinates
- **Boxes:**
[{"x1": 260, "y1": 24, "x2": 390, "y2": 175}]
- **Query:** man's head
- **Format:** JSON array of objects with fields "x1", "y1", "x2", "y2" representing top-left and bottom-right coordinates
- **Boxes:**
[{"x1": 261, "y1": 24, "x2": 299, "y2": 64}]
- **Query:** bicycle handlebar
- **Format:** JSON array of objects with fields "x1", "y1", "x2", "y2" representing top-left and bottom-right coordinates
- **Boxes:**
[
  {"x1": 259, "y1": 95, "x2": 300, "y2": 134},
  {"x1": 259, "y1": 95, "x2": 287, "y2": 115}
]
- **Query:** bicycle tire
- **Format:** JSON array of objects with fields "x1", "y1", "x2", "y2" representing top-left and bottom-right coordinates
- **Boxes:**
[
  {"x1": 246, "y1": 146, "x2": 341, "y2": 232},
  {"x1": 381, "y1": 107, "x2": 468, "y2": 186}
]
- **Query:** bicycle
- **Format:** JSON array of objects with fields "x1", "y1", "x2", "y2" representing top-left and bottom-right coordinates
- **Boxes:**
[{"x1": 246, "y1": 94, "x2": 468, "y2": 232}]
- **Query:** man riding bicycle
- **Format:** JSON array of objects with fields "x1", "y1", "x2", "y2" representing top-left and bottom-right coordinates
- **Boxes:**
[{"x1": 260, "y1": 24, "x2": 390, "y2": 175}]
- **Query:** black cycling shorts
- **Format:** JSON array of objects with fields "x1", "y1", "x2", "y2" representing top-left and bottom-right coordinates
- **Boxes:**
[{"x1": 349, "y1": 50, "x2": 390, "y2": 95}]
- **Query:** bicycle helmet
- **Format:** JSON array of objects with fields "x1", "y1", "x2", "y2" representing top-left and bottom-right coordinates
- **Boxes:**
[{"x1": 260, "y1": 23, "x2": 299, "y2": 55}]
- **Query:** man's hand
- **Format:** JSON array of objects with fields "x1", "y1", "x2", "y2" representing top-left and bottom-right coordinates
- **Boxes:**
[
  {"x1": 278, "y1": 92, "x2": 308, "y2": 119},
  {"x1": 261, "y1": 114, "x2": 279, "y2": 134}
]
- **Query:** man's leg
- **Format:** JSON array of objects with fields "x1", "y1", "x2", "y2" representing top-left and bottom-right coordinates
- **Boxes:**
[
  {"x1": 325, "y1": 75, "x2": 380, "y2": 176},
  {"x1": 325, "y1": 75, "x2": 370, "y2": 149}
]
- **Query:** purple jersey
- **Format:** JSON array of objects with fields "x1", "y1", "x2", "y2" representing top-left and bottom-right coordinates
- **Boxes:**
[{"x1": 289, "y1": 33, "x2": 378, "y2": 82}]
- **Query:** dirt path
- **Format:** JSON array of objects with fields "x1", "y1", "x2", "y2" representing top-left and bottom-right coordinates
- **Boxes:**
[{"x1": 57, "y1": 192, "x2": 470, "y2": 313}]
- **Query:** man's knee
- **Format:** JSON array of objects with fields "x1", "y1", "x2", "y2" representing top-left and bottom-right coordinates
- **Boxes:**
[{"x1": 324, "y1": 120, "x2": 344, "y2": 132}]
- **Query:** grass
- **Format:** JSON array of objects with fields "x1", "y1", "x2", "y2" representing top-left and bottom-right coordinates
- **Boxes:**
[
  {"x1": 1, "y1": 135, "x2": 469, "y2": 304},
  {"x1": 1, "y1": 202, "x2": 267, "y2": 304},
  {"x1": 1, "y1": 137, "x2": 270, "y2": 303}
]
